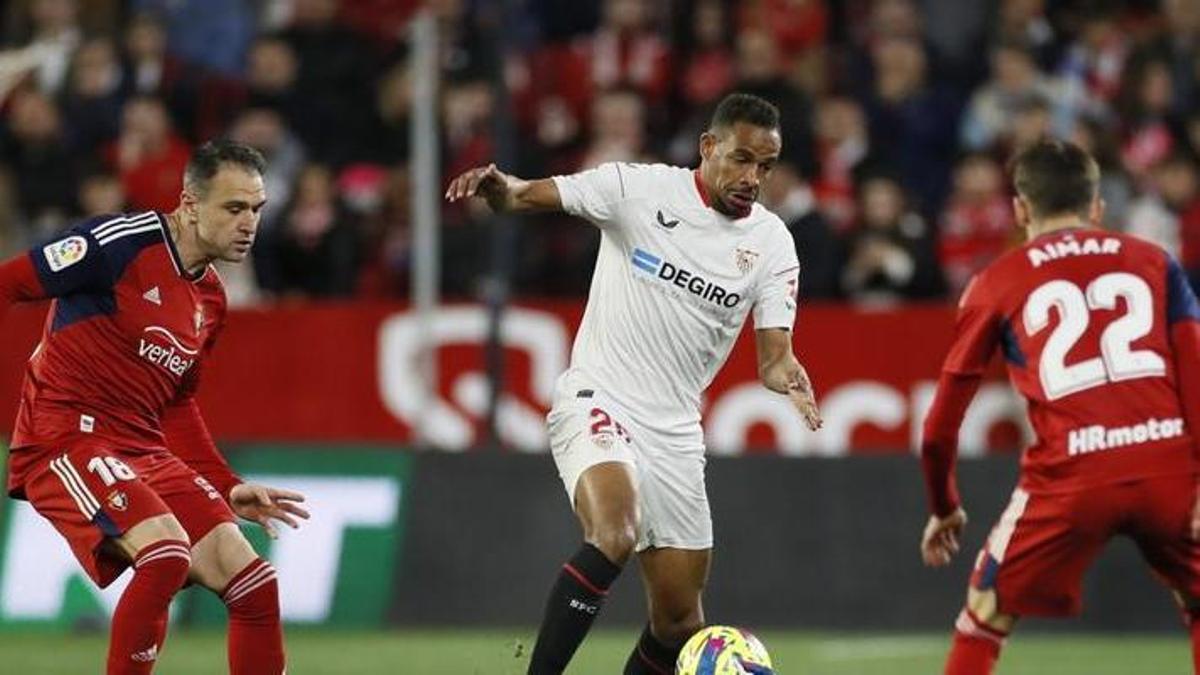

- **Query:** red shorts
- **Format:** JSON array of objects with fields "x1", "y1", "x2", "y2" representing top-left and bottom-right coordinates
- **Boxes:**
[
  {"x1": 970, "y1": 473, "x2": 1200, "y2": 617},
  {"x1": 14, "y1": 440, "x2": 236, "y2": 587}
]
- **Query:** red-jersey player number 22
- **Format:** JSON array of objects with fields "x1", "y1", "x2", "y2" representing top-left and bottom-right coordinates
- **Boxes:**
[{"x1": 1024, "y1": 272, "x2": 1166, "y2": 400}]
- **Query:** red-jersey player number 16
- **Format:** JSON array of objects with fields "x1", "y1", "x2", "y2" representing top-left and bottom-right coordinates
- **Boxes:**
[{"x1": 1024, "y1": 272, "x2": 1167, "y2": 401}]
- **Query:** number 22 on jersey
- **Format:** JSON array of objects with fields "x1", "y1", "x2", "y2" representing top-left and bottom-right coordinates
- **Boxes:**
[{"x1": 1023, "y1": 272, "x2": 1166, "y2": 400}]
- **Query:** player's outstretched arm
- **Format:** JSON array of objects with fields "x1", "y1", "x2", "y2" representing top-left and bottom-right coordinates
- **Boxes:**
[
  {"x1": 755, "y1": 328, "x2": 822, "y2": 431},
  {"x1": 919, "y1": 372, "x2": 981, "y2": 566},
  {"x1": 445, "y1": 163, "x2": 562, "y2": 214}
]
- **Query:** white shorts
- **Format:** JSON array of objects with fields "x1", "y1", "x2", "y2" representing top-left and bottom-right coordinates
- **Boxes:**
[{"x1": 547, "y1": 374, "x2": 712, "y2": 552}]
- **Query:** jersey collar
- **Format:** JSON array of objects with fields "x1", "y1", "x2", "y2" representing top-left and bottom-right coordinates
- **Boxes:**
[{"x1": 155, "y1": 212, "x2": 206, "y2": 282}]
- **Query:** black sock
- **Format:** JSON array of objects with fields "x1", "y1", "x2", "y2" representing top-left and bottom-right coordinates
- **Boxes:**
[
  {"x1": 527, "y1": 543, "x2": 623, "y2": 674},
  {"x1": 623, "y1": 624, "x2": 684, "y2": 675}
]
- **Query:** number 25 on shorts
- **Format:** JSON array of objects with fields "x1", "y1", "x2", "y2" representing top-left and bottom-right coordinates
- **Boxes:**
[{"x1": 589, "y1": 407, "x2": 631, "y2": 448}]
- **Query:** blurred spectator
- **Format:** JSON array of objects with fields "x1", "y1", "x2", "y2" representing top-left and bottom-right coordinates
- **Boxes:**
[
  {"x1": 842, "y1": 174, "x2": 944, "y2": 303},
  {"x1": 442, "y1": 78, "x2": 496, "y2": 184},
  {"x1": 261, "y1": 164, "x2": 361, "y2": 297},
  {"x1": 812, "y1": 96, "x2": 869, "y2": 232},
  {"x1": 108, "y1": 96, "x2": 190, "y2": 212},
  {"x1": 1118, "y1": 55, "x2": 1183, "y2": 181},
  {"x1": 367, "y1": 62, "x2": 412, "y2": 164},
  {"x1": 0, "y1": 88, "x2": 76, "y2": 235},
  {"x1": 6, "y1": 0, "x2": 83, "y2": 96},
  {"x1": 578, "y1": 88, "x2": 650, "y2": 169},
  {"x1": 961, "y1": 41, "x2": 1078, "y2": 153},
  {"x1": 60, "y1": 37, "x2": 125, "y2": 156},
  {"x1": 1126, "y1": 154, "x2": 1200, "y2": 268},
  {"x1": 1141, "y1": 0, "x2": 1200, "y2": 117},
  {"x1": 76, "y1": 170, "x2": 125, "y2": 217},
  {"x1": 121, "y1": 12, "x2": 205, "y2": 140},
  {"x1": 762, "y1": 161, "x2": 841, "y2": 299},
  {"x1": 278, "y1": 0, "x2": 377, "y2": 165},
  {"x1": 1056, "y1": 8, "x2": 1130, "y2": 107},
  {"x1": 227, "y1": 107, "x2": 306, "y2": 233},
  {"x1": 937, "y1": 154, "x2": 1015, "y2": 296},
  {"x1": 526, "y1": 0, "x2": 671, "y2": 152},
  {"x1": 730, "y1": 29, "x2": 815, "y2": 175},
  {"x1": 357, "y1": 165, "x2": 412, "y2": 297},
  {"x1": 1070, "y1": 114, "x2": 1134, "y2": 228},
  {"x1": 737, "y1": 0, "x2": 828, "y2": 59},
  {"x1": 993, "y1": 0, "x2": 1058, "y2": 69},
  {"x1": 679, "y1": 0, "x2": 735, "y2": 110},
  {"x1": 132, "y1": 0, "x2": 256, "y2": 76},
  {"x1": 861, "y1": 37, "x2": 959, "y2": 216},
  {"x1": 662, "y1": 0, "x2": 734, "y2": 166}
]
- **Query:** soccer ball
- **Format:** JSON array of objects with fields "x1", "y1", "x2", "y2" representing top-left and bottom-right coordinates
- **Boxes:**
[{"x1": 675, "y1": 625, "x2": 774, "y2": 674}]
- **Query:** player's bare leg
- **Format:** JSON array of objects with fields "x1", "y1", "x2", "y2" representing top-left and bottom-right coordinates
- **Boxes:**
[
  {"x1": 191, "y1": 523, "x2": 286, "y2": 675},
  {"x1": 624, "y1": 547, "x2": 710, "y2": 674},
  {"x1": 944, "y1": 587, "x2": 1017, "y2": 675},
  {"x1": 106, "y1": 514, "x2": 192, "y2": 675},
  {"x1": 528, "y1": 461, "x2": 639, "y2": 674}
]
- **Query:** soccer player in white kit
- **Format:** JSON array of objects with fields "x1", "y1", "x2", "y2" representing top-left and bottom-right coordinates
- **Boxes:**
[{"x1": 446, "y1": 93, "x2": 822, "y2": 674}]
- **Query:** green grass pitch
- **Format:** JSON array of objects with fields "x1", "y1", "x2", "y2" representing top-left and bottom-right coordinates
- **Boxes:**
[{"x1": 0, "y1": 629, "x2": 1189, "y2": 674}]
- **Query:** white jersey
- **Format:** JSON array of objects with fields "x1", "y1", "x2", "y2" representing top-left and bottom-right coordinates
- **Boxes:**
[{"x1": 551, "y1": 162, "x2": 800, "y2": 435}]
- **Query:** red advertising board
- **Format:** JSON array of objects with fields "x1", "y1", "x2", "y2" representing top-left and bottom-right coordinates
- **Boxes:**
[{"x1": 0, "y1": 301, "x2": 1024, "y2": 455}]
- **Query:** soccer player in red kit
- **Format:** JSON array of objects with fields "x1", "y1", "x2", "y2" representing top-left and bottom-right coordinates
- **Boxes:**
[
  {"x1": 920, "y1": 139, "x2": 1200, "y2": 674},
  {"x1": 0, "y1": 140, "x2": 308, "y2": 675}
]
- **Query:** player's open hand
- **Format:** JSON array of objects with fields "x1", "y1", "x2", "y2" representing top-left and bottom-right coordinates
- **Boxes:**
[
  {"x1": 445, "y1": 163, "x2": 510, "y2": 211},
  {"x1": 785, "y1": 362, "x2": 823, "y2": 431},
  {"x1": 921, "y1": 507, "x2": 967, "y2": 567},
  {"x1": 230, "y1": 483, "x2": 310, "y2": 539}
]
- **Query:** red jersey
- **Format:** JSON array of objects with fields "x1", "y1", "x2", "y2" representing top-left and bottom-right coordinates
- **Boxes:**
[
  {"x1": 923, "y1": 227, "x2": 1200, "y2": 515},
  {"x1": 0, "y1": 211, "x2": 240, "y2": 499}
]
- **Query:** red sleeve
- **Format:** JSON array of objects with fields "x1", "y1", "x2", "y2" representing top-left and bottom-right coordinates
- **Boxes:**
[
  {"x1": 921, "y1": 372, "x2": 982, "y2": 517},
  {"x1": 1166, "y1": 255, "x2": 1200, "y2": 461},
  {"x1": 162, "y1": 398, "x2": 242, "y2": 500},
  {"x1": 921, "y1": 274, "x2": 999, "y2": 516},
  {"x1": 941, "y1": 275, "x2": 1001, "y2": 375},
  {"x1": 0, "y1": 254, "x2": 47, "y2": 316},
  {"x1": 1174, "y1": 322, "x2": 1200, "y2": 462}
]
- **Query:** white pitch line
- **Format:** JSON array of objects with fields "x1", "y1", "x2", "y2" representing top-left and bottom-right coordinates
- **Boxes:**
[{"x1": 815, "y1": 637, "x2": 947, "y2": 661}]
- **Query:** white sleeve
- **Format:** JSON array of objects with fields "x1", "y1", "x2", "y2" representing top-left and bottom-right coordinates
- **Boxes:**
[
  {"x1": 551, "y1": 162, "x2": 628, "y2": 227},
  {"x1": 753, "y1": 229, "x2": 801, "y2": 330}
]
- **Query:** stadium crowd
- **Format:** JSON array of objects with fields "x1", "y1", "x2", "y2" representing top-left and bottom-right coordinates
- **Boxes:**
[{"x1": 1, "y1": 0, "x2": 1199, "y2": 305}]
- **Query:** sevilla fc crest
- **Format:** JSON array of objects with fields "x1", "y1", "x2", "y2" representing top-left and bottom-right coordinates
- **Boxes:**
[
  {"x1": 107, "y1": 490, "x2": 129, "y2": 512},
  {"x1": 735, "y1": 247, "x2": 760, "y2": 276},
  {"x1": 194, "y1": 307, "x2": 204, "y2": 336}
]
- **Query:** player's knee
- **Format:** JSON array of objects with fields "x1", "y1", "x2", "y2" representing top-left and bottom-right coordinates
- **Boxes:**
[
  {"x1": 132, "y1": 538, "x2": 192, "y2": 587},
  {"x1": 964, "y1": 588, "x2": 1016, "y2": 634},
  {"x1": 588, "y1": 523, "x2": 638, "y2": 565},
  {"x1": 651, "y1": 610, "x2": 703, "y2": 647}
]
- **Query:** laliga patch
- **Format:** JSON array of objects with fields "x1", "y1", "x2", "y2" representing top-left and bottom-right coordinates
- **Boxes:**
[{"x1": 43, "y1": 236, "x2": 88, "y2": 272}]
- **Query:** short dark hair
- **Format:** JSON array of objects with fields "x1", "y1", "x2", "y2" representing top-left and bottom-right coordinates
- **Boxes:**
[
  {"x1": 1011, "y1": 139, "x2": 1099, "y2": 219},
  {"x1": 184, "y1": 140, "x2": 266, "y2": 196},
  {"x1": 709, "y1": 93, "x2": 780, "y2": 132}
]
